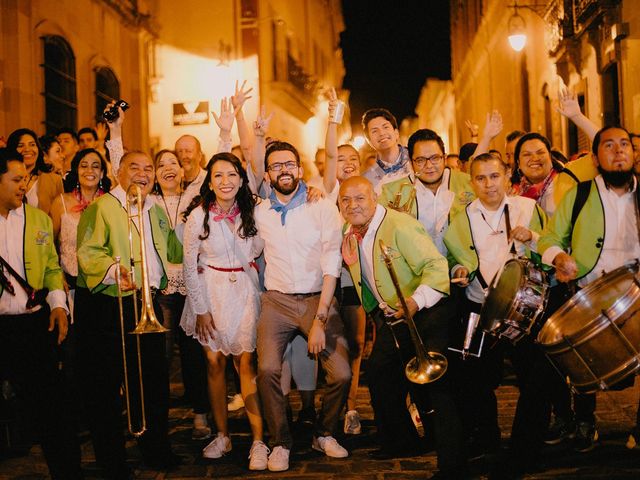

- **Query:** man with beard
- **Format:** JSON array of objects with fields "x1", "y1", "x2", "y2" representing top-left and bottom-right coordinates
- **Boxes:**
[
  {"x1": 361, "y1": 108, "x2": 413, "y2": 193},
  {"x1": 254, "y1": 141, "x2": 351, "y2": 472},
  {"x1": 339, "y1": 176, "x2": 467, "y2": 478},
  {"x1": 493, "y1": 126, "x2": 639, "y2": 479},
  {"x1": 75, "y1": 151, "x2": 181, "y2": 478},
  {"x1": 378, "y1": 128, "x2": 474, "y2": 256}
]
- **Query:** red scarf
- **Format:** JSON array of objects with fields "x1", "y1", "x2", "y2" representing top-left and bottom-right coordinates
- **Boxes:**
[
  {"x1": 210, "y1": 202, "x2": 240, "y2": 224},
  {"x1": 71, "y1": 188, "x2": 105, "y2": 213},
  {"x1": 341, "y1": 221, "x2": 371, "y2": 266},
  {"x1": 516, "y1": 169, "x2": 557, "y2": 202}
]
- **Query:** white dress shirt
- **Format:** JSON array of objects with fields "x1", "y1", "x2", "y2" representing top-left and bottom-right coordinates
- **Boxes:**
[
  {"x1": 454, "y1": 196, "x2": 540, "y2": 304},
  {"x1": 0, "y1": 206, "x2": 67, "y2": 315},
  {"x1": 414, "y1": 169, "x2": 455, "y2": 257},
  {"x1": 359, "y1": 204, "x2": 443, "y2": 310},
  {"x1": 254, "y1": 196, "x2": 342, "y2": 293},
  {"x1": 105, "y1": 186, "x2": 164, "y2": 289},
  {"x1": 541, "y1": 175, "x2": 640, "y2": 287}
]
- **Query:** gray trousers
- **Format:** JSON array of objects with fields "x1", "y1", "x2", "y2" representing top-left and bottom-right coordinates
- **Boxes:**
[{"x1": 256, "y1": 290, "x2": 351, "y2": 449}]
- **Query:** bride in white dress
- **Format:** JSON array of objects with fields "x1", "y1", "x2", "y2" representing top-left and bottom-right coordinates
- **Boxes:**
[{"x1": 180, "y1": 152, "x2": 268, "y2": 469}]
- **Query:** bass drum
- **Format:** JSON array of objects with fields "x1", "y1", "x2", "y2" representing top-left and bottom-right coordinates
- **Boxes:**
[
  {"x1": 538, "y1": 262, "x2": 640, "y2": 393},
  {"x1": 480, "y1": 258, "x2": 549, "y2": 344}
]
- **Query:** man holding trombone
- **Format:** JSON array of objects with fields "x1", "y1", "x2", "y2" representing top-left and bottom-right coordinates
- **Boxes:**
[
  {"x1": 75, "y1": 151, "x2": 181, "y2": 479},
  {"x1": 338, "y1": 176, "x2": 467, "y2": 479}
]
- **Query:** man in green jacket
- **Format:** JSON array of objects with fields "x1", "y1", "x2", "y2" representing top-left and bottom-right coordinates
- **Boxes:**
[
  {"x1": 75, "y1": 151, "x2": 180, "y2": 479},
  {"x1": 536, "y1": 125, "x2": 639, "y2": 456},
  {"x1": 339, "y1": 176, "x2": 467, "y2": 478},
  {"x1": 379, "y1": 129, "x2": 475, "y2": 256},
  {"x1": 0, "y1": 148, "x2": 81, "y2": 479}
]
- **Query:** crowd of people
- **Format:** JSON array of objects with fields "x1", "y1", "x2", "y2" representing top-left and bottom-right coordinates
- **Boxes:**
[{"x1": 1, "y1": 79, "x2": 640, "y2": 480}]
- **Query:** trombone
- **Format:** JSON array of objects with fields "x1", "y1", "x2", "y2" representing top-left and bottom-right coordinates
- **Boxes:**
[
  {"x1": 115, "y1": 184, "x2": 169, "y2": 437},
  {"x1": 379, "y1": 240, "x2": 447, "y2": 384},
  {"x1": 389, "y1": 182, "x2": 416, "y2": 213}
]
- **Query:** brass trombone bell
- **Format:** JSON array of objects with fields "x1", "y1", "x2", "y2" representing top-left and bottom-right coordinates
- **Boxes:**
[{"x1": 389, "y1": 182, "x2": 416, "y2": 213}]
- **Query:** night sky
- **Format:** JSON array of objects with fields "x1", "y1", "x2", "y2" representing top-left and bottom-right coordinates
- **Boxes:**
[{"x1": 341, "y1": 0, "x2": 451, "y2": 132}]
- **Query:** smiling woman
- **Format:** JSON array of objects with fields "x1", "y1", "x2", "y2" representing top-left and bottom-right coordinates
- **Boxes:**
[{"x1": 6, "y1": 128, "x2": 64, "y2": 215}]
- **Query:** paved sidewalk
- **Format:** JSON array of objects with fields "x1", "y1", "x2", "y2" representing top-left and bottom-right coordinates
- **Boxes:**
[{"x1": 1, "y1": 368, "x2": 640, "y2": 479}]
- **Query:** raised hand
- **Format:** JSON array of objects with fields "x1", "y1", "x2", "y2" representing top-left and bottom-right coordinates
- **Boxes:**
[
  {"x1": 253, "y1": 105, "x2": 274, "y2": 137},
  {"x1": 95, "y1": 122, "x2": 109, "y2": 143},
  {"x1": 465, "y1": 119, "x2": 479, "y2": 138},
  {"x1": 231, "y1": 80, "x2": 253, "y2": 114},
  {"x1": 212, "y1": 97, "x2": 235, "y2": 133},
  {"x1": 482, "y1": 110, "x2": 503, "y2": 140},
  {"x1": 556, "y1": 87, "x2": 582, "y2": 119}
]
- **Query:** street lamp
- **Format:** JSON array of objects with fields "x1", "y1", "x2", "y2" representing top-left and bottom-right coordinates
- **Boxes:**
[
  {"x1": 507, "y1": 2, "x2": 548, "y2": 52},
  {"x1": 508, "y1": 8, "x2": 527, "y2": 52}
]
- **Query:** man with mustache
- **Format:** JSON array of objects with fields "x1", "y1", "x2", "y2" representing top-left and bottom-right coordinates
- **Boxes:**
[
  {"x1": 533, "y1": 126, "x2": 640, "y2": 459},
  {"x1": 254, "y1": 141, "x2": 351, "y2": 472},
  {"x1": 0, "y1": 148, "x2": 82, "y2": 480},
  {"x1": 75, "y1": 151, "x2": 182, "y2": 479},
  {"x1": 339, "y1": 176, "x2": 467, "y2": 478},
  {"x1": 379, "y1": 128, "x2": 474, "y2": 256},
  {"x1": 361, "y1": 108, "x2": 413, "y2": 193}
]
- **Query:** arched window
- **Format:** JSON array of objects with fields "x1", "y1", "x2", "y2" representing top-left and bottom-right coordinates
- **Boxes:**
[
  {"x1": 95, "y1": 67, "x2": 120, "y2": 123},
  {"x1": 41, "y1": 35, "x2": 77, "y2": 133}
]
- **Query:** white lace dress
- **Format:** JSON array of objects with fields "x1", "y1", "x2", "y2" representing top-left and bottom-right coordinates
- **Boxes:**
[
  {"x1": 58, "y1": 195, "x2": 80, "y2": 277},
  {"x1": 180, "y1": 206, "x2": 262, "y2": 355}
]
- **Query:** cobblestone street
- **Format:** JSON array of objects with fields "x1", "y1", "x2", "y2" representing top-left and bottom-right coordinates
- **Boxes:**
[{"x1": 2, "y1": 361, "x2": 640, "y2": 479}]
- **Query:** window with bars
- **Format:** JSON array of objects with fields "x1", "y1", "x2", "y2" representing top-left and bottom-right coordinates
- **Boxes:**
[
  {"x1": 95, "y1": 67, "x2": 120, "y2": 123},
  {"x1": 41, "y1": 35, "x2": 77, "y2": 133}
]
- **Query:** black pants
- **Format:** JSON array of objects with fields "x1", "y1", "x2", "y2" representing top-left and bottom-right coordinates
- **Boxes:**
[
  {"x1": 0, "y1": 308, "x2": 82, "y2": 479},
  {"x1": 367, "y1": 297, "x2": 466, "y2": 475},
  {"x1": 75, "y1": 287, "x2": 170, "y2": 479}
]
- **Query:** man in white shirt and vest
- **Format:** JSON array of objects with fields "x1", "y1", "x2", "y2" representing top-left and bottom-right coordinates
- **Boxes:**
[
  {"x1": 340, "y1": 176, "x2": 467, "y2": 479},
  {"x1": 0, "y1": 148, "x2": 82, "y2": 479},
  {"x1": 254, "y1": 141, "x2": 351, "y2": 472}
]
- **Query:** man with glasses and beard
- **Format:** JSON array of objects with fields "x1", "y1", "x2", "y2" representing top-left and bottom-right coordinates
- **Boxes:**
[
  {"x1": 253, "y1": 141, "x2": 351, "y2": 472},
  {"x1": 497, "y1": 126, "x2": 639, "y2": 478}
]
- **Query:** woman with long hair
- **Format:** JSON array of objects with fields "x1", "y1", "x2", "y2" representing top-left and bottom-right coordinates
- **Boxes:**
[
  {"x1": 181, "y1": 152, "x2": 268, "y2": 469},
  {"x1": 6, "y1": 128, "x2": 63, "y2": 215},
  {"x1": 39, "y1": 134, "x2": 65, "y2": 175}
]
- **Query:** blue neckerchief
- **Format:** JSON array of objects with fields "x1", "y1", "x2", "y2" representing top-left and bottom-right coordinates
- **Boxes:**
[
  {"x1": 269, "y1": 181, "x2": 308, "y2": 225},
  {"x1": 375, "y1": 145, "x2": 410, "y2": 174}
]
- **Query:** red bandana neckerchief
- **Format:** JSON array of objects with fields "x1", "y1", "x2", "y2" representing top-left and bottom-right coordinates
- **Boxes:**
[
  {"x1": 71, "y1": 188, "x2": 104, "y2": 213},
  {"x1": 210, "y1": 202, "x2": 240, "y2": 224},
  {"x1": 341, "y1": 220, "x2": 372, "y2": 266},
  {"x1": 516, "y1": 169, "x2": 557, "y2": 202}
]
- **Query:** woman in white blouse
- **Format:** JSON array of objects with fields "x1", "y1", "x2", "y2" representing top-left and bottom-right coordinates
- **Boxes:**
[{"x1": 181, "y1": 152, "x2": 268, "y2": 469}]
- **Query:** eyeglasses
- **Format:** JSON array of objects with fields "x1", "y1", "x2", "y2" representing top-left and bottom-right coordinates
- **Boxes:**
[
  {"x1": 412, "y1": 154, "x2": 444, "y2": 168},
  {"x1": 268, "y1": 161, "x2": 299, "y2": 172}
]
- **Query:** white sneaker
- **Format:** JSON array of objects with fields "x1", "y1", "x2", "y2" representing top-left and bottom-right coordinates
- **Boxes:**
[
  {"x1": 343, "y1": 410, "x2": 362, "y2": 435},
  {"x1": 192, "y1": 413, "x2": 212, "y2": 440},
  {"x1": 202, "y1": 433, "x2": 232, "y2": 459},
  {"x1": 227, "y1": 393, "x2": 245, "y2": 412},
  {"x1": 267, "y1": 445, "x2": 290, "y2": 472},
  {"x1": 248, "y1": 440, "x2": 269, "y2": 471},
  {"x1": 312, "y1": 435, "x2": 349, "y2": 458}
]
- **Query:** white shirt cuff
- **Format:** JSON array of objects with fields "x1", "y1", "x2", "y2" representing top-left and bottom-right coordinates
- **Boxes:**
[
  {"x1": 103, "y1": 263, "x2": 118, "y2": 285},
  {"x1": 47, "y1": 289, "x2": 69, "y2": 314},
  {"x1": 541, "y1": 246, "x2": 565, "y2": 267},
  {"x1": 411, "y1": 284, "x2": 444, "y2": 311}
]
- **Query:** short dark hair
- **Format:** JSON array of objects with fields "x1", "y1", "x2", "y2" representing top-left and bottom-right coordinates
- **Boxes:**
[
  {"x1": 506, "y1": 130, "x2": 526, "y2": 143},
  {"x1": 0, "y1": 148, "x2": 23, "y2": 176},
  {"x1": 592, "y1": 125, "x2": 631, "y2": 156},
  {"x1": 407, "y1": 129, "x2": 445, "y2": 158},
  {"x1": 264, "y1": 141, "x2": 300, "y2": 171},
  {"x1": 78, "y1": 127, "x2": 98, "y2": 141},
  {"x1": 38, "y1": 134, "x2": 59, "y2": 154},
  {"x1": 6, "y1": 128, "x2": 53, "y2": 174},
  {"x1": 57, "y1": 127, "x2": 79, "y2": 143},
  {"x1": 469, "y1": 152, "x2": 507, "y2": 176},
  {"x1": 361, "y1": 108, "x2": 398, "y2": 138},
  {"x1": 459, "y1": 142, "x2": 478, "y2": 162},
  {"x1": 63, "y1": 149, "x2": 112, "y2": 193}
]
